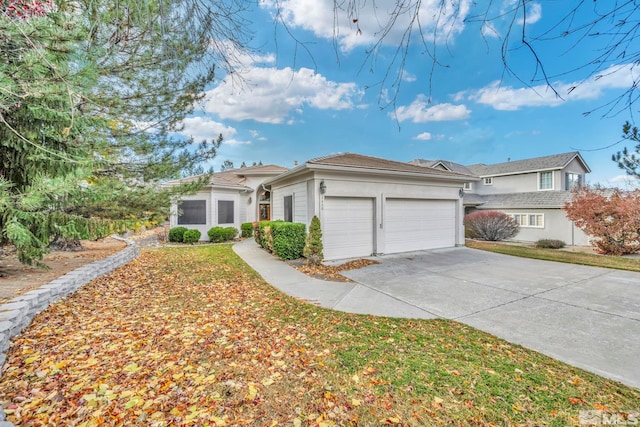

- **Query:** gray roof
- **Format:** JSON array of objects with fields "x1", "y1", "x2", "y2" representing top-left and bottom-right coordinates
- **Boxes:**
[
  {"x1": 164, "y1": 164, "x2": 288, "y2": 189},
  {"x1": 409, "y1": 159, "x2": 474, "y2": 175},
  {"x1": 466, "y1": 191, "x2": 575, "y2": 209},
  {"x1": 307, "y1": 153, "x2": 475, "y2": 178},
  {"x1": 466, "y1": 152, "x2": 590, "y2": 177}
]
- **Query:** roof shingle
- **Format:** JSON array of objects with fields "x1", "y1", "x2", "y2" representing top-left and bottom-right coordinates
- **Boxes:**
[
  {"x1": 465, "y1": 152, "x2": 584, "y2": 176},
  {"x1": 308, "y1": 153, "x2": 475, "y2": 178}
]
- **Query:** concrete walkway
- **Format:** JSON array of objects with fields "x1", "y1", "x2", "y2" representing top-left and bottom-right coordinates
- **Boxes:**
[{"x1": 233, "y1": 239, "x2": 640, "y2": 389}]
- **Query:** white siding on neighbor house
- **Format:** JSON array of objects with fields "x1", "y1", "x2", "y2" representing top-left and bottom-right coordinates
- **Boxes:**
[
  {"x1": 385, "y1": 199, "x2": 457, "y2": 253},
  {"x1": 560, "y1": 158, "x2": 587, "y2": 191},
  {"x1": 474, "y1": 171, "x2": 562, "y2": 194},
  {"x1": 271, "y1": 181, "x2": 308, "y2": 224},
  {"x1": 497, "y1": 208, "x2": 590, "y2": 246}
]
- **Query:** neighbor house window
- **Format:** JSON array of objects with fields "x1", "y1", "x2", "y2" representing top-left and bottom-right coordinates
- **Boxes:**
[
  {"x1": 463, "y1": 182, "x2": 472, "y2": 190},
  {"x1": 284, "y1": 195, "x2": 293, "y2": 222},
  {"x1": 565, "y1": 172, "x2": 582, "y2": 190},
  {"x1": 539, "y1": 171, "x2": 553, "y2": 190},
  {"x1": 217, "y1": 200, "x2": 234, "y2": 224},
  {"x1": 178, "y1": 200, "x2": 206, "y2": 225},
  {"x1": 483, "y1": 177, "x2": 493, "y2": 185},
  {"x1": 510, "y1": 213, "x2": 544, "y2": 228}
]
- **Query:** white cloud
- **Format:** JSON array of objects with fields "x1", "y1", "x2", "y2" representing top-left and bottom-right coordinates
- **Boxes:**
[
  {"x1": 203, "y1": 66, "x2": 363, "y2": 123},
  {"x1": 414, "y1": 132, "x2": 432, "y2": 140},
  {"x1": 249, "y1": 129, "x2": 268, "y2": 141},
  {"x1": 176, "y1": 117, "x2": 251, "y2": 146},
  {"x1": 608, "y1": 174, "x2": 640, "y2": 189},
  {"x1": 394, "y1": 95, "x2": 471, "y2": 123},
  {"x1": 261, "y1": 0, "x2": 472, "y2": 52},
  {"x1": 481, "y1": 21, "x2": 500, "y2": 39},
  {"x1": 177, "y1": 117, "x2": 236, "y2": 140},
  {"x1": 517, "y1": 2, "x2": 542, "y2": 25},
  {"x1": 462, "y1": 63, "x2": 640, "y2": 110},
  {"x1": 402, "y1": 72, "x2": 417, "y2": 83}
]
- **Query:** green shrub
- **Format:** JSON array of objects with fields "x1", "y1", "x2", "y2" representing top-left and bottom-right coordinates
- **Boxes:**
[
  {"x1": 535, "y1": 239, "x2": 566, "y2": 249},
  {"x1": 257, "y1": 221, "x2": 275, "y2": 250},
  {"x1": 207, "y1": 227, "x2": 226, "y2": 243},
  {"x1": 168, "y1": 226, "x2": 188, "y2": 243},
  {"x1": 183, "y1": 229, "x2": 201, "y2": 244},
  {"x1": 270, "y1": 221, "x2": 306, "y2": 260},
  {"x1": 241, "y1": 222, "x2": 253, "y2": 238},
  {"x1": 224, "y1": 227, "x2": 238, "y2": 240},
  {"x1": 207, "y1": 226, "x2": 237, "y2": 243},
  {"x1": 303, "y1": 215, "x2": 324, "y2": 265}
]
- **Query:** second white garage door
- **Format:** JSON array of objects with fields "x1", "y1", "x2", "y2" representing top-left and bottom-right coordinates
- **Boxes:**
[
  {"x1": 385, "y1": 198, "x2": 456, "y2": 253},
  {"x1": 323, "y1": 197, "x2": 374, "y2": 260}
]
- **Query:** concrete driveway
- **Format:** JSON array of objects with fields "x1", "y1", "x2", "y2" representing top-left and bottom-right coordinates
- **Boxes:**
[{"x1": 341, "y1": 247, "x2": 640, "y2": 389}]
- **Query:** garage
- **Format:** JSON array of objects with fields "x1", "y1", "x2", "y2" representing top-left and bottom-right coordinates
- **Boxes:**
[
  {"x1": 385, "y1": 198, "x2": 456, "y2": 253},
  {"x1": 323, "y1": 197, "x2": 375, "y2": 260}
]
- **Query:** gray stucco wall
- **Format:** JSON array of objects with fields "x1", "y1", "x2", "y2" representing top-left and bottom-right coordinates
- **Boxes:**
[{"x1": 492, "y1": 208, "x2": 590, "y2": 246}]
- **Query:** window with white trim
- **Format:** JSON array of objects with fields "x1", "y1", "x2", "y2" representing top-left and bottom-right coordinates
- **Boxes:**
[
  {"x1": 284, "y1": 195, "x2": 293, "y2": 222},
  {"x1": 483, "y1": 177, "x2": 493, "y2": 185},
  {"x1": 565, "y1": 172, "x2": 582, "y2": 190},
  {"x1": 217, "y1": 200, "x2": 234, "y2": 224},
  {"x1": 510, "y1": 213, "x2": 544, "y2": 228},
  {"x1": 178, "y1": 200, "x2": 206, "y2": 225},
  {"x1": 539, "y1": 171, "x2": 553, "y2": 190},
  {"x1": 463, "y1": 182, "x2": 472, "y2": 190}
]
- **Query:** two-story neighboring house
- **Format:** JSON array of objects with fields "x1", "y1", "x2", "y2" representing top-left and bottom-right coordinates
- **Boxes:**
[{"x1": 411, "y1": 152, "x2": 592, "y2": 246}]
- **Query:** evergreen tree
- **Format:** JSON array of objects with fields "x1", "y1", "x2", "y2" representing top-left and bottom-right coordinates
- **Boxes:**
[
  {"x1": 0, "y1": 0, "x2": 250, "y2": 264},
  {"x1": 303, "y1": 216, "x2": 324, "y2": 266}
]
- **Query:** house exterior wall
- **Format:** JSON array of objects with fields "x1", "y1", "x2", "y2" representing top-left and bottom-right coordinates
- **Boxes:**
[
  {"x1": 472, "y1": 170, "x2": 565, "y2": 194},
  {"x1": 170, "y1": 190, "x2": 212, "y2": 240},
  {"x1": 271, "y1": 179, "x2": 309, "y2": 224},
  {"x1": 560, "y1": 158, "x2": 588, "y2": 191},
  {"x1": 474, "y1": 207, "x2": 591, "y2": 246}
]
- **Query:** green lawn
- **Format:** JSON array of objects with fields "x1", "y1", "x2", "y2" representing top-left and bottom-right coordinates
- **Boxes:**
[
  {"x1": 0, "y1": 245, "x2": 638, "y2": 426},
  {"x1": 466, "y1": 240, "x2": 640, "y2": 273}
]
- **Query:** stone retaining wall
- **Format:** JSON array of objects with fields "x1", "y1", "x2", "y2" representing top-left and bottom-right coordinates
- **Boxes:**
[{"x1": 0, "y1": 239, "x2": 140, "y2": 425}]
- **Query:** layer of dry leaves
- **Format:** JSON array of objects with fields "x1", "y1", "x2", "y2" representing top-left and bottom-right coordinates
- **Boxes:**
[
  {"x1": 0, "y1": 248, "x2": 374, "y2": 426},
  {"x1": 1, "y1": 246, "x2": 639, "y2": 426},
  {"x1": 291, "y1": 259, "x2": 380, "y2": 282}
]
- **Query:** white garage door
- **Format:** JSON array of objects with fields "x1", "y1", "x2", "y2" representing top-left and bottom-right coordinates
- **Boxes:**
[
  {"x1": 385, "y1": 198, "x2": 456, "y2": 253},
  {"x1": 323, "y1": 197, "x2": 374, "y2": 260}
]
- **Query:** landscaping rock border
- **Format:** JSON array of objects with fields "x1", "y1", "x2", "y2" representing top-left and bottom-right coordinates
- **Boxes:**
[{"x1": 0, "y1": 237, "x2": 140, "y2": 425}]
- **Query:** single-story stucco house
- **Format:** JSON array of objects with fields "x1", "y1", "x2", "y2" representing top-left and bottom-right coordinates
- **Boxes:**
[{"x1": 263, "y1": 153, "x2": 474, "y2": 260}]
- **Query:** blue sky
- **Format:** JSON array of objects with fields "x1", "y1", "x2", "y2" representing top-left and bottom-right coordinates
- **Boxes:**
[{"x1": 176, "y1": 1, "x2": 640, "y2": 187}]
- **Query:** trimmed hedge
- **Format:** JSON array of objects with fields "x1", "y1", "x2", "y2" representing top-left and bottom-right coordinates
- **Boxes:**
[
  {"x1": 207, "y1": 226, "x2": 238, "y2": 243},
  {"x1": 241, "y1": 222, "x2": 253, "y2": 238},
  {"x1": 535, "y1": 239, "x2": 566, "y2": 249},
  {"x1": 183, "y1": 229, "x2": 201, "y2": 244},
  {"x1": 256, "y1": 221, "x2": 306, "y2": 260},
  {"x1": 168, "y1": 227, "x2": 188, "y2": 243}
]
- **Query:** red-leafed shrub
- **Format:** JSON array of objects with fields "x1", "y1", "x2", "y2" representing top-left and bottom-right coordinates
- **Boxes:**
[
  {"x1": 564, "y1": 188, "x2": 640, "y2": 255},
  {"x1": 464, "y1": 211, "x2": 519, "y2": 241},
  {"x1": 1, "y1": 0, "x2": 52, "y2": 19}
]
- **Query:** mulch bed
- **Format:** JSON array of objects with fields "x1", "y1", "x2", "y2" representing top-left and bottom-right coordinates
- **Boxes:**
[{"x1": 288, "y1": 258, "x2": 380, "y2": 282}]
